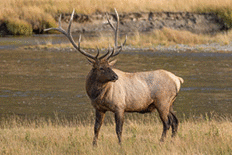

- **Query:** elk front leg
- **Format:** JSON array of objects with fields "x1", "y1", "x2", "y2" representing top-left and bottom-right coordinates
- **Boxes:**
[
  {"x1": 93, "y1": 109, "x2": 105, "y2": 146},
  {"x1": 115, "y1": 110, "x2": 124, "y2": 144}
]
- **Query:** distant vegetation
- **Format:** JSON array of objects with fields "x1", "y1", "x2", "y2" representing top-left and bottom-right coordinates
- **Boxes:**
[
  {"x1": 0, "y1": 113, "x2": 231, "y2": 154},
  {"x1": 1, "y1": 0, "x2": 232, "y2": 35},
  {"x1": 1, "y1": 0, "x2": 232, "y2": 46},
  {"x1": 28, "y1": 27, "x2": 232, "y2": 49}
]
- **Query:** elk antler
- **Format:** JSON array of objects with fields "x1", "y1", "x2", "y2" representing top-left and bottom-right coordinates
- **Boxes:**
[
  {"x1": 106, "y1": 8, "x2": 127, "y2": 60},
  {"x1": 44, "y1": 9, "x2": 98, "y2": 60},
  {"x1": 44, "y1": 9, "x2": 126, "y2": 61}
]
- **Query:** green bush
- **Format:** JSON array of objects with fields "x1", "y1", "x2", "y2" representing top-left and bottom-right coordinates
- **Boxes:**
[
  {"x1": 6, "y1": 18, "x2": 33, "y2": 35},
  {"x1": 217, "y1": 8, "x2": 232, "y2": 29},
  {"x1": 197, "y1": 6, "x2": 232, "y2": 29}
]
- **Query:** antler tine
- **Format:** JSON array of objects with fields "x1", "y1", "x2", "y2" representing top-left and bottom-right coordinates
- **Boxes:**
[
  {"x1": 96, "y1": 47, "x2": 100, "y2": 58},
  {"x1": 44, "y1": 9, "x2": 96, "y2": 60},
  {"x1": 107, "y1": 47, "x2": 115, "y2": 59},
  {"x1": 105, "y1": 8, "x2": 127, "y2": 60},
  {"x1": 112, "y1": 8, "x2": 119, "y2": 50},
  {"x1": 67, "y1": 9, "x2": 75, "y2": 34},
  {"x1": 99, "y1": 44, "x2": 111, "y2": 60},
  {"x1": 122, "y1": 35, "x2": 127, "y2": 46},
  {"x1": 106, "y1": 13, "x2": 116, "y2": 31},
  {"x1": 109, "y1": 35, "x2": 127, "y2": 59},
  {"x1": 76, "y1": 35, "x2": 96, "y2": 59},
  {"x1": 107, "y1": 35, "x2": 127, "y2": 59},
  {"x1": 44, "y1": 14, "x2": 66, "y2": 34}
]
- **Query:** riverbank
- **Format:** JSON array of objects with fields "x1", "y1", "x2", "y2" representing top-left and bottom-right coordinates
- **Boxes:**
[
  {"x1": 0, "y1": 114, "x2": 231, "y2": 154},
  {"x1": 0, "y1": 0, "x2": 232, "y2": 36},
  {"x1": 1, "y1": 31, "x2": 232, "y2": 54},
  {"x1": 18, "y1": 30, "x2": 232, "y2": 53},
  {"x1": 25, "y1": 41, "x2": 232, "y2": 53}
]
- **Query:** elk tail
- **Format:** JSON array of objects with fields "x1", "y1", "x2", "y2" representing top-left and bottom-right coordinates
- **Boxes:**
[{"x1": 178, "y1": 77, "x2": 184, "y2": 84}]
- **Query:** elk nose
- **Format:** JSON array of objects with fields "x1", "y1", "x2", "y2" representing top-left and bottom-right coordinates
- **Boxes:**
[{"x1": 112, "y1": 74, "x2": 118, "y2": 81}]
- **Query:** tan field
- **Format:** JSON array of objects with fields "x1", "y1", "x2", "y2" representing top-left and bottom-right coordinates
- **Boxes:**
[
  {"x1": 1, "y1": 0, "x2": 232, "y2": 15},
  {"x1": 0, "y1": 113, "x2": 231, "y2": 154}
]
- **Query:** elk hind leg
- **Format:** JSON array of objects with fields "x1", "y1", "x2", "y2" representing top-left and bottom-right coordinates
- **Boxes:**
[
  {"x1": 169, "y1": 110, "x2": 179, "y2": 137},
  {"x1": 157, "y1": 108, "x2": 171, "y2": 142}
]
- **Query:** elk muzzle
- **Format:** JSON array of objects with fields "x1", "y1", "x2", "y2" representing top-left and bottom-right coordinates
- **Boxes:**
[{"x1": 111, "y1": 74, "x2": 118, "y2": 82}]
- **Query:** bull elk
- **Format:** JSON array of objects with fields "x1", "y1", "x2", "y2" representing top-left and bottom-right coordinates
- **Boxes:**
[{"x1": 45, "y1": 9, "x2": 184, "y2": 145}]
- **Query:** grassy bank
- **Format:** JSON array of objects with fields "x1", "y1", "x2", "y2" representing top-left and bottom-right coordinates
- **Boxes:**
[
  {"x1": 0, "y1": 114, "x2": 231, "y2": 154},
  {"x1": 29, "y1": 27, "x2": 232, "y2": 50},
  {"x1": 1, "y1": 0, "x2": 232, "y2": 36},
  {"x1": 126, "y1": 28, "x2": 232, "y2": 47}
]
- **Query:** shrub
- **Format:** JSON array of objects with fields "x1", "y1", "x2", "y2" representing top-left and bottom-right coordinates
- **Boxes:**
[
  {"x1": 5, "y1": 18, "x2": 32, "y2": 35},
  {"x1": 216, "y1": 8, "x2": 232, "y2": 29}
]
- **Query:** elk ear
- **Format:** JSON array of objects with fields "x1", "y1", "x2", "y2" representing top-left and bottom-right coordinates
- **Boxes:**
[
  {"x1": 109, "y1": 59, "x2": 117, "y2": 67},
  {"x1": 86, "y1": 58, "x2": 95, "y2": 65}
]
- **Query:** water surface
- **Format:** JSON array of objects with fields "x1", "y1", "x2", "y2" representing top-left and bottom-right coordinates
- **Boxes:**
[{"x1": 0, "y1": 49, "x2": 231, "y2": 120}]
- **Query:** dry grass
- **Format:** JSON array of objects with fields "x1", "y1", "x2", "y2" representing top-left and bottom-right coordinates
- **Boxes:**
[
  {"x1": 1, "y1": 0, "x2": 232, "y2": 36},
  {"x1": 1, "y1": 0, "x2": 232, "y2": 14},
  {"x1": 0, "y1": 113, "x2": 231, "y2": 154},
  {"x1": 30, "y1": 28, "x2": 232, "y2": 50},
  {"x1": 129, "y1": 28, "x2": 232, "y2": 46}
]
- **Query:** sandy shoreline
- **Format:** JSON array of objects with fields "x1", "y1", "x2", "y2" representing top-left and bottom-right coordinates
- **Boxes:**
[{"x1": 23, "y1": 42, "x2": 232, "y2": 53}]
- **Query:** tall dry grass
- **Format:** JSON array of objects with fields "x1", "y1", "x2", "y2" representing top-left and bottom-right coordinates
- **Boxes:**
[
  {"x1": 32, "y1": 27, "x2": 232, "y2": 50},
  {"x1": 1, "y1": 0, "x2": 232, "y2": 36},
  {"x1": 0, "y1": 113, "x2": 231, "y2": 154},
  {"x1": 1, "y1": 0, "x2": 232, "y2": 14},
  {"x1": 129, "y1": 28, "x2": 232, "y2": 46}
]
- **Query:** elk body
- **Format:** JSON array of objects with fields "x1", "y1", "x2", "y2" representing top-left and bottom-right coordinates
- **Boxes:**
[{"x1": 45, "y1": 9, "x2": 184, "y2": 145}]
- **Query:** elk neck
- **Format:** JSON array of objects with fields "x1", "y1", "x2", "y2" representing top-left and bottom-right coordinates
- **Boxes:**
[{"x1": 86, "y1": 69, "x2": 114, "y2": 101}]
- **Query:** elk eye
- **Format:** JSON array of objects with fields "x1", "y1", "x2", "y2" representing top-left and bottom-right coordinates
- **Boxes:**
[{"x1": 99, "y1": 67, "x2": 104, "y2": 71}]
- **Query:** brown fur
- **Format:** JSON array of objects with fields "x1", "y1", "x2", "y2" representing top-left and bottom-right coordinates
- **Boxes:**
[
  {"x1": 86, "y1": 59, "x2": 184, "y2": 145},
  {"x1": 44, "y1": 8, "x2": 184, "y2": 146}
]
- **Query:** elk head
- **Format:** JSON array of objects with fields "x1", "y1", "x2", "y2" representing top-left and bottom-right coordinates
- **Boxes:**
[{"x1": 44, "y1": 9, "x2": 127, "y2": 84}]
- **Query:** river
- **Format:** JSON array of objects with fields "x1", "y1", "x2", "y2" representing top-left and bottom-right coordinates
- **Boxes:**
[{"x1": 0, "y1": 40, "x2": 232, "y2": 122}]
